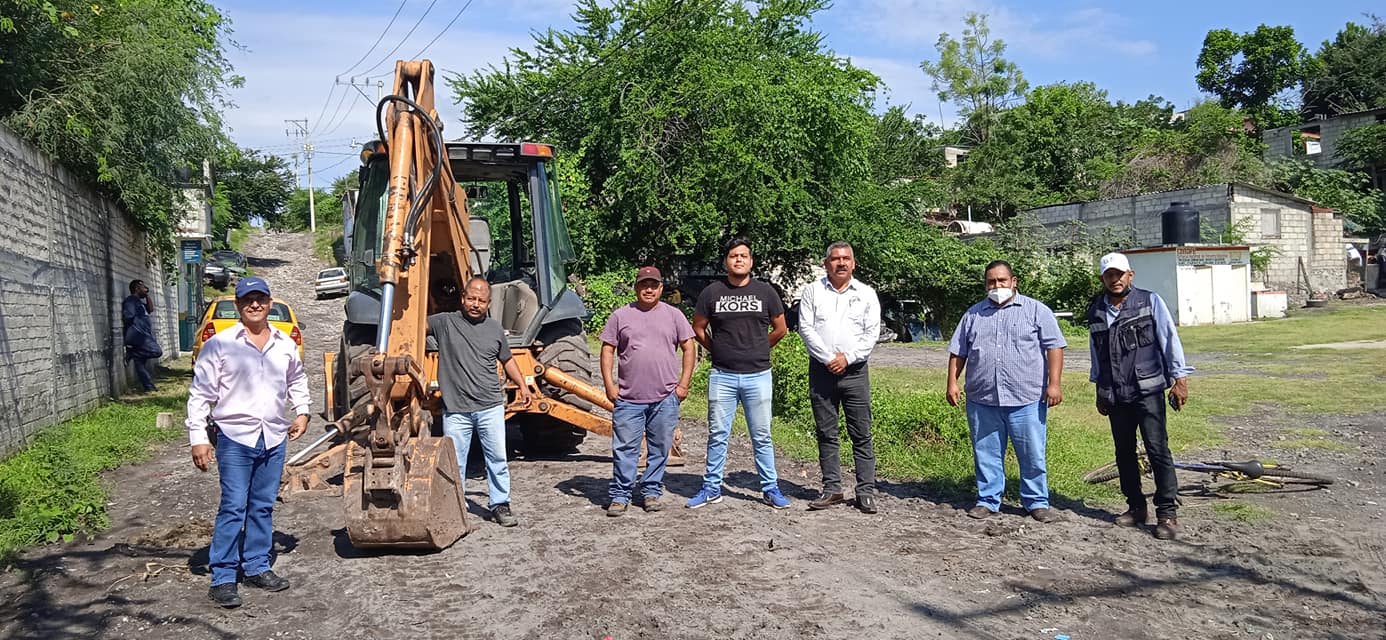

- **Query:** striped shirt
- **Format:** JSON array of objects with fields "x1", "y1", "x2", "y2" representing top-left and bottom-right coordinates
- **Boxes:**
[{"x1": 948, "y1": 294, "x2": 1067, "y2": 407}]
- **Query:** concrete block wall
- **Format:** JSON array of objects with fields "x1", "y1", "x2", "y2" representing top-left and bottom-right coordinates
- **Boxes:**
[
  {"x1": 1029, "y1": 185, "x2": 1233, "y2": 247},
  {"x1": 1227, "y1": 187, "x2": 1314, "y2": 291},
  {"x1": 1262, "y1": 109, "x2": 1386, "y2": 169},
  {"x1": 0, "y1": 124, "x2": 176, "y2": 457},
  {"x1": 1311, "y1": 210, "x2": 1347, "y2": 293}
]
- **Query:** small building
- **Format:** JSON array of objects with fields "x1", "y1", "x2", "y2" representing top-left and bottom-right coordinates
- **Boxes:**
[
  {"x1": 1023, "y1": 183, "x2": 1346, "y2": 295},
  {"x1": 939, "y1": 145, "x2": 970, "y2": 168},
  {"x1": 1261, "y1": 107, "x2": 1386, "y2": 169},
  {"x1": 1123, "y1": 246, "x2": 1252, "y2": 326}
]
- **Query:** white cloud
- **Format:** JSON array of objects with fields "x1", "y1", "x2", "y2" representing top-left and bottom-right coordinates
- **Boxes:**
[
  {"x1": 846, "y1": 55, "x2": 958, "y2": 125},
  {"x1": 843, "y1": 0, "x2": 1156, "y2": 60}
]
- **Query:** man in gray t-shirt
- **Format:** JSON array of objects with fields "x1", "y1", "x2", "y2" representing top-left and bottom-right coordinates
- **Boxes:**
[{"x1": 427, "y1": 277, "x2": 533, "y2": 528}]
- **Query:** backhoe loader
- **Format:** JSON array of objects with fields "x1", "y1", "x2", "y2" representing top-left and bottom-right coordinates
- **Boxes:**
[{"x1": 278, "y1": 60, "x2": 665, "y2": 550}]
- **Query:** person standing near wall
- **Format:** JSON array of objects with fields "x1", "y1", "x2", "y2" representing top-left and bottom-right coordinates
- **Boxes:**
[{"x1": 122, "y1": 279, "x2": 162, "y2": 392}]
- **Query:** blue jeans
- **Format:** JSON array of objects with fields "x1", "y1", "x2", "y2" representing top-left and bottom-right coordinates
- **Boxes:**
[
  {"x1": 442, "y1": 405, "x2": 510, "y2": 507},
  {"x1": 610, "y1": 394, "x2": 680, "y2": 502},
  {"x1": 703, "y1": 368, "x2": 779, "y2": 492},
  {"x1": 965, "y1": 400, "x2": 1050, "y2": 511},
  {"x1": 210, "y1": 432, "x2": 286, "y2": 586}
]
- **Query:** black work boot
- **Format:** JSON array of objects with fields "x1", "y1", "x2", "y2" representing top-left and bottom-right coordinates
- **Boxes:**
[
  {"x1": 244, "y1": 570, "x2": 290, "y2": 592},
  {"x1": 208, "y1": 583, "x2": 242, "y2": 608}
]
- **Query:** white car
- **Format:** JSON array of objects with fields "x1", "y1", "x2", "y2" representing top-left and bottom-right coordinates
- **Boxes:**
[{"x1": 314, "y1": 267, "x2": 350, "y2": 299}]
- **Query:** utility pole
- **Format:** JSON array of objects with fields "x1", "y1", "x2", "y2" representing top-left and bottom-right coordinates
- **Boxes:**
[
  {"x1": 284, "y1": 118, "x2": 316, "y2": 232},
  {"x1": 339, "y1": 76, "x2": 386, "y2": 107}
]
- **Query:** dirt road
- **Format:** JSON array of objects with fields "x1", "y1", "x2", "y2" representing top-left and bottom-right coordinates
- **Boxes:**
[{"x1": 2, "y1": 230, "x2": 1384, "y2": 639}]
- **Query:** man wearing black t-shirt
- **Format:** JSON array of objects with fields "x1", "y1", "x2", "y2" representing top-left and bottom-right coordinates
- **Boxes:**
[{"x1": 688, "y1": 237, "x2": 792, "y2": 509}]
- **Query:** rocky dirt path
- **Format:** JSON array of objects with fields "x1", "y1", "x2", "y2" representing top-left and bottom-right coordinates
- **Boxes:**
[{"x1": 1, "y1": 231, "x2": 1384, "y2": 639}]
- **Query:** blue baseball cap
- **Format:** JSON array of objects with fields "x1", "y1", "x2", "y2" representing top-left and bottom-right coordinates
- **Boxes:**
[{"x1": 235, "y1": 276, "x2": 272, "y2": 298}]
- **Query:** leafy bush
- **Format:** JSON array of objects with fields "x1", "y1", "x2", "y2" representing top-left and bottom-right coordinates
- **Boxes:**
[
  {"x1": 771, "y1": 333, "x2": 812, "y2": 427},
  {"x1": 579, "y1": 270, "x2": 636, "y2": 333},
  {"x1": 0, "y1": 387, "x2": 185, "y2": 561}
]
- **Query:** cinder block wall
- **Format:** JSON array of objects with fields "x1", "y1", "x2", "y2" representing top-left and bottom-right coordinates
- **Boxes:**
[
  {"x1": 1029, "y1": 185, "x2": 1233, "y2": 246},
  {"x1": 0, "y1": 125, "x2": 176, "y2": 457}
]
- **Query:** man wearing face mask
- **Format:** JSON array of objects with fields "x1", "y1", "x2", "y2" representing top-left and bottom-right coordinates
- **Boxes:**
[
  {"x1": 946, "y1": 261, "x2": 1066, "y2": 523},
  {"x1": 1087, "y1": 252, "x2": 1192, "y2": 541}
]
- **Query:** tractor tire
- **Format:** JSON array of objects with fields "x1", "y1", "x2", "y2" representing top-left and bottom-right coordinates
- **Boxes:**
[
  {"x1": 334, "y1": 322, "x2": 377, "y2": 424},
  {"x1": 520, "y1": 323, "x2": 599, "y2": 454}
]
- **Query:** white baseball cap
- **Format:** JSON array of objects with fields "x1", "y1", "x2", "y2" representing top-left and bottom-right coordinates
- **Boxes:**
[{"x1": 1099, "y1": 252, "x2": 1131, "y2": 275}]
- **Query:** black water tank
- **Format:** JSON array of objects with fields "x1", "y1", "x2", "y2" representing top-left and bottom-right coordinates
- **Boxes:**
[{"x1": 1161, "y1": 201, "x2": 1200, "y2": 245}]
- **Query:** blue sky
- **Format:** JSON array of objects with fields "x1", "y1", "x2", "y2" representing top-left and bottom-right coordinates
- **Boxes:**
[{"x1": 219, "y1": 0, "x2": 1380, "y2": 186}]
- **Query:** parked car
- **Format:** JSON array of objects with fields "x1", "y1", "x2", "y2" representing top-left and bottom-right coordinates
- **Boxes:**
[
  {"x1": 314, "y1": 267, "x2": 350, "y2": 299},
  {"x1": 191, "y1": 295, "x2": 305, "y2": 363},
  {"x1": 204, "y1": 250, "x2": 247, "y2": 290}
]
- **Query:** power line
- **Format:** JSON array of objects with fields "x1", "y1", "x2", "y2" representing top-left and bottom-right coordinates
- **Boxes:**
[
  {"x1": 336, "y1": 0, "x2": 409, "y2": 78},
  {"x1": 316, "y1": 88, "x2": 355, "y2": 141},
  {"x1": 357, "y1": 0, "x2": 439, "y2": 77},
  {"x1": 408, "y1": 0, "x2": 475, "y2": 60}
]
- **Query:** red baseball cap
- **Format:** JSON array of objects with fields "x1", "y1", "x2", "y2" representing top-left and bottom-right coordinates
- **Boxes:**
[{"x1": 636, "y1": 266, "x2": 662, "y2": 283}]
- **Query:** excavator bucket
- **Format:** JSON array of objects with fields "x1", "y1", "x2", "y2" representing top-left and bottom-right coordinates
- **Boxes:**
[{"x1": 342, "y1": 436, "x2": 469, "y2": 549}]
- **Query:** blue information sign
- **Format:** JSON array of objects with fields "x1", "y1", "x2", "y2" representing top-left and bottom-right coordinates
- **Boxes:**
[{"x1": 181, "y1": 240, "x2": 202, "y2": 264}]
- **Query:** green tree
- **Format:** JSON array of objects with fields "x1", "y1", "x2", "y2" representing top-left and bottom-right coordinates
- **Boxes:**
[
  {"x1": 956, "y1": 82, "x2": 1130, "y2": 211},
  {"x1": 1196, "y1": 24, "x2": 1306, "y2": 128},
  {"x1": 451, "y1": 0, "x2": 879, "y2": 278},
  {"x1": 212, "y1": 147, "x2": 293, "y2": 242},
  {"x1": 920, "y1": 12, "x2": 1027, "y2": 145},
  {"x1": 0, "y1": 0, "x2": 239, "y2": 266},
  {"x1": 275, "y1": 188, "x2": 336, "y2": 231},
  {"x1": 1302, "y1": 17, "x2": 1386, "y2": 116},
  {"x1": 1335, "y1": 122, "x2": 1386, "y2": 189},
  {"x1": 870, "y1": 106, "x2": 950, "y2": 183},
  {"x1": 1271, "y1": 159, "x2": 1386, "y2": 233},
  {"x1": 1102, "y1": 102, "x2": 1268, "y2": 197}
]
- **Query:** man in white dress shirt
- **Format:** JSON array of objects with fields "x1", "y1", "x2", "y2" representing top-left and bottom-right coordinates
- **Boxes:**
[
  {"x1": 186, "y1": 276, "x2": 311, "y2": 608},
  {"x1": 798, "y1": 242, "x2": 882, "y2": 514}
]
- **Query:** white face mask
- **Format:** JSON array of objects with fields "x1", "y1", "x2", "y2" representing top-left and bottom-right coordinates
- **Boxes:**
[{"x1": 987, "y1": 287, "x2": 1013, "y2": 304}]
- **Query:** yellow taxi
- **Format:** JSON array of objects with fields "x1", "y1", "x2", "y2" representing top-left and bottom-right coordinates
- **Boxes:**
[{"x1": 191, "y1": 295, "x2": 305, "y2": 362}]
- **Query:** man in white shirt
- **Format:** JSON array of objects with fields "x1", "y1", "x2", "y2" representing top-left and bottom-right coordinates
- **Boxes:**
[
  {"x1": 798, "y1": 242, "x2": 882, "y2": 514},
  {"x1": 185, "y1": 276, "x2": 311, "y2": 608}
]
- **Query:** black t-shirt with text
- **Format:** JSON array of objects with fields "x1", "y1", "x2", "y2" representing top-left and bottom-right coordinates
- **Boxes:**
[{"x1": 694, "y1": 278, "x2": 785, "y2": 373}]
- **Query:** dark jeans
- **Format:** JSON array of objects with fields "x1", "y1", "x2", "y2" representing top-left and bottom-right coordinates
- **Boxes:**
[
  {"x1": 1109, "y1": 391, "x2": 1178, "y2": 518},
  {"x1": 809, "y1": 360, "x2": 875, "y2": 495},
  {"x1": 130, "y1": 357, "x2": 156, "y2": 391}
]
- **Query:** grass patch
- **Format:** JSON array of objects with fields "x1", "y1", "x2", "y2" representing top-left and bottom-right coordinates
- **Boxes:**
[
  {"x1": 313, "y1": 223, "x2": 344, "y2": 266},
  {"x1": 0, "y1": 360, "x2": 190, "y2": 563},
  {"x1": 1211, "y1": 502, "x2": 1275, "y2": 523},
  {"x1": 1276, "y1": 439, "x2": 1355, "y2": 453},
  {"x1": 227, "y1": 223, "x2": 252, "y2": 252}
]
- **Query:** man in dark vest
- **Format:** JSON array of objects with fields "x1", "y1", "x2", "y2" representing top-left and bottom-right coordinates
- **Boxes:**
[{"x1": 1087, "y1": 252, "x2": 1192, "y2": 540}]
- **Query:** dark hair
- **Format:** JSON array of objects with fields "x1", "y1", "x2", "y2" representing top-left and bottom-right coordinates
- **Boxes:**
[
  {"x1": 128, "y1": 279, "x2": 144, "y2": 293},
  {"x1": 722, "y1": 236, "x2": 752, "y2": 259},
  {"x1": 983, "y1": 260, "x2": 1014, "y2": 279}
]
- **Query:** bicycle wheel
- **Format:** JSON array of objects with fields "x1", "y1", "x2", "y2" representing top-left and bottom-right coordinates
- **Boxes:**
[
  {"x1": 1083, "y1": 461, "x2": 1122, "y2": 484},
  {"x1": 1259, "y1": 466, "x2": 1335, "y2": 486}
]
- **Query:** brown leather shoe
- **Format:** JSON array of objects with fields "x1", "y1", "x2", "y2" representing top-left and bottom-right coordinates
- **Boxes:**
[
  {"x1": 606, "y1": 502, "x2": 628, "y2": 517},
  {"x1": 641, "y1": 496, "x2": 663, "y2": 512},
  {"x1": 1029, "y1": 508, "x2": 1060, "y2": 523},
  {"x1": 808, "y1": 492, "x2": 846, "y2": 510},
  {"x1": 1114, "y1": 508, "x2": 1148, "y2": 527},
  {"x1": 966, "y1": 505, "x2": 995, "y2": 519},
  {"x1": 1155, "y1": 517, "x2": 1179, "y2": 540}
]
